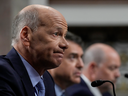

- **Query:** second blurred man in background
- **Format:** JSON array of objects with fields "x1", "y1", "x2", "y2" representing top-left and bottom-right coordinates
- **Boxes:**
[{"x1": 66, "y1": 43, "x2": 121, "y2": 96}]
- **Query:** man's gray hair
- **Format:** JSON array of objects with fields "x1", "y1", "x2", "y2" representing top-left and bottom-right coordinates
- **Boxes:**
[
  {"x1": 83, "y1": 46, "x2": 106, "y2": 65},
  {"x1": 11, "y1": 7, "x2": 39, "y2": 46}
]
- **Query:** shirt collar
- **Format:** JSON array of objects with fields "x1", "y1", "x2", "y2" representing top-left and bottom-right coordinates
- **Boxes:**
[
  {"x1": 55, "y1": 84, "x2": 65, "y2": 96},
  {"x1": 18, "y1": 53, "x2": 41, "y2": 87},
  {"x1": 81, "y1": 74, "x2": 102, "y2": 96}
]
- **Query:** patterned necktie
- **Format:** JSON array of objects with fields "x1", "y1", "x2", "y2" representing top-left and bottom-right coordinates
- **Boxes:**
[
  {"x1": 35, "y1": 79, "x2": 45, "y2": 96},
  {"x1": 61, "y1": 91, "x2": 65, "y2": 96}
]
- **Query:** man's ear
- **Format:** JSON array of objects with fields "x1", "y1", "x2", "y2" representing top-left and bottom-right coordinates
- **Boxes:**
[
  {"x1": 89, "y1": 62, "x2": 98, "y2": 80},
  {"x1": 20, "y1": 26, "x2": 32, "y2": 46}
]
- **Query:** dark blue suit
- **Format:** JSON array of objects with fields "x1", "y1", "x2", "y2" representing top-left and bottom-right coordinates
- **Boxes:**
[
  {"x1": 66, "y1": 78, "x2": 94, "y2": 96},
  {"x1": 66, "y1": 77, "x2": 112, "y2": 96},
  {"x1": 0, "y1": 48, "x2": 56, "y2": 96},
  {"x1": 103, "y1": 92, "x2": 112, "y2": 96}
]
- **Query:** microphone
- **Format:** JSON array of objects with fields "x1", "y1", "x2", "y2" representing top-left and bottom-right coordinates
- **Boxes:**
[
  {"x1": 124, "y1": 73, "x2": 128, "y2": 78},
  {"x1": 91, "y1": 80, "x2": 106, "y2": 87},
  {"x1": 91, "y1": 80, "x2": 116, "y2": 96}
]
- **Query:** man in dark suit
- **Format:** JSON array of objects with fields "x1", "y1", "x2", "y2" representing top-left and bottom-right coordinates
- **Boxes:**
[
  {"x1": 66, "y1": 43, "x2": 121, "y2": 96},
  {"x1": 0, "y1": 4, "x2": 68, "y2": 96}
]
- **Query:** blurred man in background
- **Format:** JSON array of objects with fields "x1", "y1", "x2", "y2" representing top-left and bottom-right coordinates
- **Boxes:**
[
  {"x1": 49, "y1": 32, "x2": 84, "y2": 96},
  {"x1": 66, "y1": 43, "x2": 121, "y2": 96}
]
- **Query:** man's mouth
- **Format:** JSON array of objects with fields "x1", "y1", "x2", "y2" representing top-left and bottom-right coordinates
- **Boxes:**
[
  {"x1": 75, "y1": 71, "x2": 82, "y2": 77},
  {"x1": 54, "y1": 50, "x2": 64, "y2": 55}
]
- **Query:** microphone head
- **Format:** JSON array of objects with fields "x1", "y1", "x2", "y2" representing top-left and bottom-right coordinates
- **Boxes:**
[
  {"x1": 124, "y1": 74, "x2": 128, "y2": 78},
  {"x1": 91, "y1": 80, "x2": 104, "y2": 87}
]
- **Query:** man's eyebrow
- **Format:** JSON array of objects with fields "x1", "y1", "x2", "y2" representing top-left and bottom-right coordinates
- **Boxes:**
[
  {"x1": 56, "y1": 27, "x2": 63, "y2": 31},
  {"x1": 70, "y1": 53, "x2": 78, "y2": 56},
  {"x1": 54, "y1": 26, "x2": 61, "y2": 29}
]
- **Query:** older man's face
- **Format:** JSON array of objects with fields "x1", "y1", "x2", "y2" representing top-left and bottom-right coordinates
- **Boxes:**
[
  {"x1": 29, "y1": 9, "x2": 68, "y2": 69},
  {"x1": 96, "y1": 52, "x2": 121, "y2": 91}
]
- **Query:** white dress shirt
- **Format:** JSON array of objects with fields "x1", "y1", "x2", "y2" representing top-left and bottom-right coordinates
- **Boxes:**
[{"x1": 81, "y1": 74, "x2": 102, "y2": 96}]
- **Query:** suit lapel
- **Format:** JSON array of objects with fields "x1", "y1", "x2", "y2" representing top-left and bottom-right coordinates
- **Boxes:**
[
  {"x1": 43, "y1": 71, "x2": 56, "y2": 96},
  {"x1": 21, "y1": 75, "x2": 35, "y2": 96},
  {"x1": 5, "y1": 48, "x2": 35, "y2": 96}
]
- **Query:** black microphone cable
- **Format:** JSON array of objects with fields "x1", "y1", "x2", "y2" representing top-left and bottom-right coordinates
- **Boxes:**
[{"x1": 91, "y1": 80, "x2": 116, "y2": 96}]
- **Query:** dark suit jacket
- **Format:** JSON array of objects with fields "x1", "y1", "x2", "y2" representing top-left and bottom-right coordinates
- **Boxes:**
[
  {"x1": 103, "y1": 92, "x2": 112, "y2": 96},
  {"x1": 66, "y1": 78, "x2": 94, "y2": 96},
  {"x1": 0, "y1": 48, "x2": 56, "y2": 96},
  {"x1": 66, "y1": 77, "x2": 112, "y2": 96}
]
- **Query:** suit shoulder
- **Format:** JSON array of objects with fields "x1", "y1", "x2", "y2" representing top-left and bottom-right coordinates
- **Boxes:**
[
  {"x1": 66, "y1": 80, "x2": 94, "y2": 96},
  {"x1": 43, "y1": 71, "x2": 56, "y2": 96},
  {"x1": 43, "y1": 71, "x2": 55, "y2": 85},
  {"x1": 44, "y1": 71, "x2": 54, "y2": 80}
]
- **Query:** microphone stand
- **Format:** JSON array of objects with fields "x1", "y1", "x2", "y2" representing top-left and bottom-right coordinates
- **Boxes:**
[
  {"x1": 91, "y1": 80, "x2": 116, "y2": 96},
  {"x1": 104, "y1": 80, "x2": 116, "y2": 96}
]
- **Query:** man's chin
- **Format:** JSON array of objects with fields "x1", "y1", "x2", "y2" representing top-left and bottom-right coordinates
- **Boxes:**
[
  {"x1": 73, "y1": 78, "x2": 81, "y2": 84},
  {"x1": 46, "y1": 62, "x2": 60, "y2": 70}
]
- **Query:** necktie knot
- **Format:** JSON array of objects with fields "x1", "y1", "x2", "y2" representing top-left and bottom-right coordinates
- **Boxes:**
[
  {"x1": 36, "y1": 79, "x2": 45, "y2": 91},
  {"x1": 61, "y1": 91, "x2": 65, "y2": 96},
  {"x1": 35, "y1": 78, "x2": 45, "y2": 96}
]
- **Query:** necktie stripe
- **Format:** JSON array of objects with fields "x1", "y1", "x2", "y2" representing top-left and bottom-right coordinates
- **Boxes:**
[{"x1": 34, "y1": 78, "x2": 45, "y2": 96}]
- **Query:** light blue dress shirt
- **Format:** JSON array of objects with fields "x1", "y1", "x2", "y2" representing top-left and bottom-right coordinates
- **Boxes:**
[
  {"x1": 18, "y1": 53, "x2": 45, "y2": 96},
  {"x1": 55, "y1": 84, "x2": 65, "y2": 96}
]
